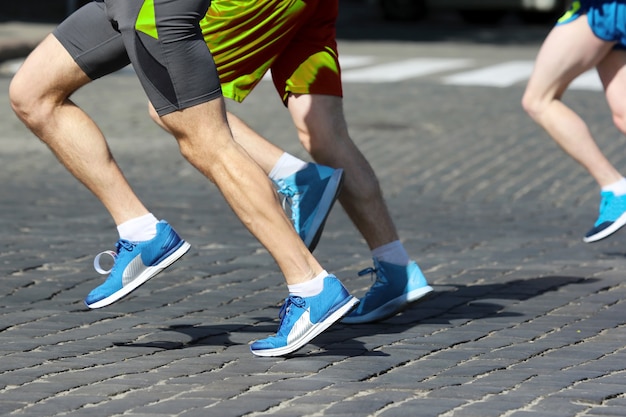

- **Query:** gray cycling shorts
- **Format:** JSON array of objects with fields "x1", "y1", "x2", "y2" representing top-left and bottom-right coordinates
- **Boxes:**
[{"x1": 54, "y1": 0, "x2": 222, "y2": 116}]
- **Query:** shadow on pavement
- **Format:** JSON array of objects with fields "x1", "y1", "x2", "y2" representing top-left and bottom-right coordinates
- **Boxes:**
[{"x1": 114, "y1": 275, "x2": 595, "y2": 357}]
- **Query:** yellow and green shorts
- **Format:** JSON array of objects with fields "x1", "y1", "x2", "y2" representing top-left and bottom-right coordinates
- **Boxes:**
[{"x1": 201, "y1": 0, "x2": 343, "y2": 103}]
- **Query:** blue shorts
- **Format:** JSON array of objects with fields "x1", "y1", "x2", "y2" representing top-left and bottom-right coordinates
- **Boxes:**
[{"x1": 557, "y1": 0, "x2": 626, "y2": 48}]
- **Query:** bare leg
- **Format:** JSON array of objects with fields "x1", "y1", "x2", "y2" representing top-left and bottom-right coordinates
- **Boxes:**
[
  {"x1": 226, "y1": 112, "x2": 285, "y2": 174},
  {"x1": 11, "y1": 35, "x2": 322, "y2": 286},
  {"x1": 286, "y1": 94, "x2": 399, "y2": 250},
  {"x1": 158, "y1": 99, "x2": 323, "y2": 285},
  {"x1": 149, "y1": 104, "x2": 283, "y2": 175},
  {"x1": 522, "y1": 16, "x2": 621, "y2": 187},
  {"x1": 150, "y1": 79, "x2": 428, "y2": 324},
  {"x1": 9, "y1": 35, "x2": 150, "y2": 225},
  {"x1": 598, "y1": 49, "x2": 626, "y2": 137}
]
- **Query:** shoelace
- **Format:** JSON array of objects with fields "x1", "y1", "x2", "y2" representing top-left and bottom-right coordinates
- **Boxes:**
[
  {"x1": 358, "y1": 265, "x2": 388, "y2": 292},
  {"x1": 93, "y1": 240, "x2": 135, "y2": 275},
  {"x1": 276, "y1": 184, "x2": 299, "y2": 222},
  {"x1": 276, "y1": 295, "x2": 306, "y2": 330}
]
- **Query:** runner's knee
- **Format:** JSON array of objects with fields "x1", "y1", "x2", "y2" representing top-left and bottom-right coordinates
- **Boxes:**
[
  {"x1": 9, "y1": 69, "x2": 55, "y2": 128},
  {"x1": 612, "y1": 112, "x2": 626, "y2": 134},
  {"x1": 521, "y1": 89, "x2": 548, "y2": 121}
]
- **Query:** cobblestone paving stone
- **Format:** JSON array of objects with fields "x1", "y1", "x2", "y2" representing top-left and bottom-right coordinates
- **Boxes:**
[{"x1": 1, "y1": 12, "x2": 626, "y2": 417}]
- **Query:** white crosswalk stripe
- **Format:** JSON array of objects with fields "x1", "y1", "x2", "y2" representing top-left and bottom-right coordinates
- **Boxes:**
[
  {"x1": 0, "y1": 59, "x2": 23, "y2": 77},
  {"x1": 341, "y1": 57, "x2": 472, "y2": 83},
  {"x1": 337, "y1": 55, "x2": 603, "y2": 91},
  {"x1": 337, "y1": 55, "x2": 376, "y2": 69},
  {"x1": 442, "y1": 60, "x2": 535, "y2": 88},
  {"x1": 568, "y1": 70, "x2": 602, "y2": 90},
  {"x1": 2, "y1": 56, "x2": 604, "y2": 92}
]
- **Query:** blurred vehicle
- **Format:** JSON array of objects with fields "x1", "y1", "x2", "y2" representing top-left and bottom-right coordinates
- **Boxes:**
[{"x1": 378, "y1": 0, "x2": 569, "y2": 24}]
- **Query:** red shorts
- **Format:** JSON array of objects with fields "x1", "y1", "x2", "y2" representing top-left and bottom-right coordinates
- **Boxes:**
[{"x1": 201, "y1": 0, "x2": 342, "y2": 103}]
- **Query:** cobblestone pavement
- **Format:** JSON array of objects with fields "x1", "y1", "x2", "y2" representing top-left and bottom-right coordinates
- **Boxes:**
[{"x1": 1, "y1": 9, "x2": 626, "y2": 417}]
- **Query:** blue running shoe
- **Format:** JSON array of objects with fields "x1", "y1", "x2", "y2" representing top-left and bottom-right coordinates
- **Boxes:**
[
  {"x1": 275, "y1": 164, "x2": 344, "y2": 252},
  {"x1": 342, "y1": 259, "x2": 433, "y2": 324},
  {"x1": 584, "y1": 191, "x2": 626, "y2": 243},
  {"x1": 250, "y1": 275, "x2": 359, "y2": 357},
  {"x1": 85, "y1": 220, "x2": 190, "y2": 309}
]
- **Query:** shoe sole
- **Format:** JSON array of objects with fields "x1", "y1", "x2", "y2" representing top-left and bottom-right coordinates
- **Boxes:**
[
  {"x1": 85, "y1": 241, "x2": 191, "y2": 309},
  {"x1": 250, "y1": 295, "x2": 359, "y2": 357},
  {"x1": 304, "y1": 169, "x2": 344, "y2": 252},
  {"x1": 583, "y1": 212, "x2": 626, "y2": 243},
  {"x1": 341, "y1": 285, "x2": 434, "y2": 324}
]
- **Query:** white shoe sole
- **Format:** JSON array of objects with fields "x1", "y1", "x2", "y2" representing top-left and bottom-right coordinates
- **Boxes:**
[
  {"x1": 86, "y1": 241, "x2": 191, "y2": 309},
  {"x1": 341, "y1": 285, "x2": 434, "y2": 324},
  {"x1": 583, "y1": 212, "x2": 626, "y2": 243},
  {"x1": 251, "y1": 295, "x2": 359, "y2": 357}
]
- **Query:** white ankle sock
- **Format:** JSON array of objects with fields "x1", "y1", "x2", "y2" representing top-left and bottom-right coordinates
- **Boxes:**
[
  {"x1": 287, "y1": 270, "x2": 328, "y2": 297},
  {"x1": 602, "y1": 177, "x2": 626, "y2": 196},
  {"x1": 117, "y1": 213, "x2": 159, "y2": 242},
  {"x1": 269, "y1": 153, "x2": 308, "y2": 181},
  {"x1": 371, "y1": 240, "x2": 410, "y2": 266}
]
